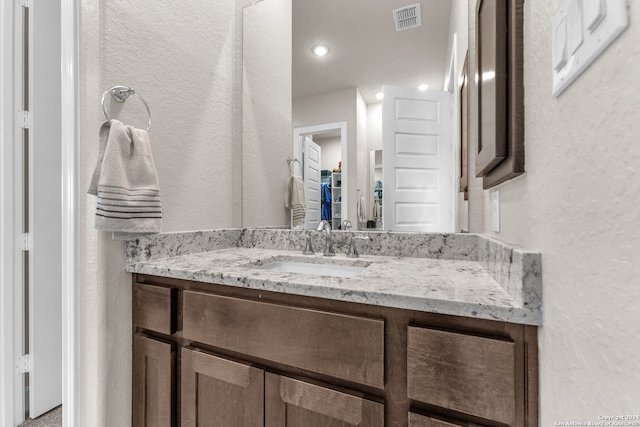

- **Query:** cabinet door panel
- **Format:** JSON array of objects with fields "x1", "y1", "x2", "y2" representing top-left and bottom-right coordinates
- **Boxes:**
[
  {"x1": 132, "y1": 335, "x2": 174, "y2": 427},
  {"x1": 407, "y1": 326, "x2": 516, "y2": 424},
  {"x1": 409, "y1": 413, "x2": 484, "y2": 427},
  {"x1": 181, "y1": 348, "x2": 264, "y2": 427},
  {"x1": 265, "y1": 373, "x2": 383, "y2": 427}
]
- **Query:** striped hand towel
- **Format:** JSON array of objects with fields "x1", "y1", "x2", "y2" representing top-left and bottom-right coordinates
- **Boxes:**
[
  {"x1": 88, "y1": 120, "x2": 162, "y2": 240},
  {"x1": 285, "y1": 175, "x2": 306, "y2": 227}
]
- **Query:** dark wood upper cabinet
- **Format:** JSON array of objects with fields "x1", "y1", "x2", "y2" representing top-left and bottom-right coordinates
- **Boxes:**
[
  {"x1": 475, "y1": 0, "x2": 508, "y2": 177},
  {"x1": 475, "y1": 0, "x2": 525, "y2": 189}
]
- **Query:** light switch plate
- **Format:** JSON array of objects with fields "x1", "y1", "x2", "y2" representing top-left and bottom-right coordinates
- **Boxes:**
[
  {"x1": 552, "y1": 17, "x2": 568, "y2": 71},
  {"x1": 567, "y1": 0, "x2": 583, "y2": 54},
  {"x1": 551, "y1": 0, "x2": 628, "y2": 97},
  {"x1": 491, "y1": 190, "x2": 500, "y2": 233},
  {"x1": 584, "y1": 0, "x2": 606, "y2": 31}
]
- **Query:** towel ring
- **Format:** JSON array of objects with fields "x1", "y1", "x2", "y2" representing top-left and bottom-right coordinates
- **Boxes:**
[
  {"x1": 101, "y1": 86, "x2": 152, "y2": 132},
  {"x1": 287, "y1": 157, "x2": 301, "y2": 167}
]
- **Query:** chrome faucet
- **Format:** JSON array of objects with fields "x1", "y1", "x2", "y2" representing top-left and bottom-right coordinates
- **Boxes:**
[
  {"x1": 315, "y1": 220, "x2": 335, "y2": 256},
  {"x1": 346, "y1": 235, "x2": 370, "y2": 258},
  {"x1": 298, "y1": 231, "x2": 314, "y2": 255}
]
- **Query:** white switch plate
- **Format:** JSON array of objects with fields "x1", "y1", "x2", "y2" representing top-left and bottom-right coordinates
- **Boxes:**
[
  {"x1": 552, "y1": 17, "x2": 568, "y2": 71},
  {"x1": 551, "y1": 0, "x2": 628, "y2": 97},
  {"x1": 491, "y1": 190, "x2": 500, "y2": 233},
  {"x1": 567, "y1": 0, "x2": 584, "y2": 54},
  {"x1": 584, "y1": 0, "x2": 606, "y2": 31}
]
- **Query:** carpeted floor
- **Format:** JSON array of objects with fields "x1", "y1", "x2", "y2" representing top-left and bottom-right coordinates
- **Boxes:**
[{"x1": 19, "y1": 406, "x2": 62, "y2": 427}]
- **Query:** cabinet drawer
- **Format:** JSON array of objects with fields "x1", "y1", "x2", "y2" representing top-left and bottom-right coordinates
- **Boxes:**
[
  {"x1": 407, "y1": 326, "x2": 516, "y2": 424},
  {"x1": 182, "y1": 291, "x2": 385, "y2": 389},
  {"x1": 133, "y1": 283, "x2": 176, "y2": 335}
]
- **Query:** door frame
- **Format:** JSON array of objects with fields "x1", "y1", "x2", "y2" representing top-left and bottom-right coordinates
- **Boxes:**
[
  {"x1": 0, "y1": 0, "x2": 18, "y2": 425},
  {"x1": 60, "y1": 0, "x2": 78, "y2": 426},
  {"x1": 292, "y1": 122, "x2": 347, "y2": 229},
  {"x1": 0, "y1": 0, "x2": 78, "y2": 425}
]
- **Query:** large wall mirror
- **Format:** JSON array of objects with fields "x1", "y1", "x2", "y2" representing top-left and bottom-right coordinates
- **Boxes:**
[{"x1": 242, "y1": 0, "x2": 468, "y2": 231}]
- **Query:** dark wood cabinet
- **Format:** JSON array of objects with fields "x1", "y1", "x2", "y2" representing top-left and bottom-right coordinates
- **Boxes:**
[
  {"x1": 409, "y1": 413, "x2": 483, "y2": 427},
  {"x1": 408, "y1": 326, "x2": 516, "y2": 425},
  {"x1": 132, "y1": 274, "x2": 538, "y2": 427},
  {"x1": 182, "y1": 291, "x2": 385, "y2": 389},
  {"x1": 132, "y1": 334, "x2": 175, "y2": 427},
  {"x1": 180, "y1": 348, "x2": 264, "y2": 427},
  {"x1": 265, "y1": 372, "x2": 384, "y2": 426}
]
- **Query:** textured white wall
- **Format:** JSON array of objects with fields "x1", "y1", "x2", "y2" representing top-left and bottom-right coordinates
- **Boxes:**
[
  {"x1": 366, "y1": 102, "x2": 382, "y2": 152},
  {"x1": 466, "y1": 0, "x2": 640, "y2": 419},
  {"x1": 315, "y1": 136, "x2": 341, "y2": 171},
  {"x1": 101, "y1": 0, "x2": 237, "y2": 233},
  {"x1": 78, "y1": 0, "x2": 238, "y2": 425},
  {"x1": 242, "y1": 0, "x2": 291, "y2": 228}
]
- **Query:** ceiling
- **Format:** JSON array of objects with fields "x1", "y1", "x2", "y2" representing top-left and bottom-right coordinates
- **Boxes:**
[{"x1": 293, "y1": 0, "x2": 453, "y2": 105}]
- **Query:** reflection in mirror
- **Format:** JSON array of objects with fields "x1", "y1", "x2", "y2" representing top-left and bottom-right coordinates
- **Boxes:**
[
  {"x1": 243, "y1": 0, "x2": 469, "y2": 231},
  {"x1": 369, "y1": 150, "x2": 383, "y2": 230},
  {"x1": 293, "y1": 123, "x2": 347, "y2": 230}
]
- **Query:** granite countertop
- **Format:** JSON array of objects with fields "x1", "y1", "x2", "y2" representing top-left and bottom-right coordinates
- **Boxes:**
[{"x1": 125, "y1": 230, "x2": 543, "y2": 325}]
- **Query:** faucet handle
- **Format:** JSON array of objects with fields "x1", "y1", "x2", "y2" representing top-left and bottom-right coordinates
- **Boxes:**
[
  {"x1": 297, "y1": 231, "x2": 314, "y2": 255},
  {"x1": 346, "y1": 234, "x2": 370, "y2": 258},
  {"x1": 341, "y1": 220, "x2": 352, "y2": 231}
]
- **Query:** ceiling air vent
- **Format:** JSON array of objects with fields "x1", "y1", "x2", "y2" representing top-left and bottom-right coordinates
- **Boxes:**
[{"x1": 393, "y1": 3, "x2": 422, "y2": 32}]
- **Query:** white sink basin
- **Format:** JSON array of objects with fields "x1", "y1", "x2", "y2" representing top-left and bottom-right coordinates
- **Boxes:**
[{"x1": 256, "y1": 261, "x2": 366, "y2": 278}]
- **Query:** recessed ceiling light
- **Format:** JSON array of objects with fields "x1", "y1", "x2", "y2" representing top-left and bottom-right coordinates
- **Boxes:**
[
  {"x1": 375, "y1": 92, "x2": 384, "y2": 100},
  {"x1": 312, "y1": 45, "x2": 329, "y2": 56},
  {"x1": 418, "y1": 84, "x2": 429, "y2": 91}
]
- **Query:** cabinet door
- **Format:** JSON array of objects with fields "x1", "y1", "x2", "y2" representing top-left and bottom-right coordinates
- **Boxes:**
[
  {"x1": 265, "y1": 373, "x2": 384, "y2": 427},
  {"x1": 132, "y1": 334, "x2": 175, "y2": 427},
  {"x1": 409, "y1": 413, "x2": 484, "y2": 427},
  {"x1": 181, "y1": 348, "x2": 264, "y2": 427}
]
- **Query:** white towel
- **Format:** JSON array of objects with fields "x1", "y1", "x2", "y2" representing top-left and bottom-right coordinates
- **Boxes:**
[
  {"x1": 88, "y1": 120, "x2": 162, "y2": 240},
  {"x1": 285, "y1": 175, "x2": 306, "y2": 227},
  {"x1": 358, "y1": 196, "x2": 365, "y2": 222},
  {"x1": 373, "y1": 201, "x2": 380, "y2": 219}
]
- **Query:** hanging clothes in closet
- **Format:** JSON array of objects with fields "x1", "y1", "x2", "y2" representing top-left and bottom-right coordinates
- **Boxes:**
[{"x1": 321, "y1": 183, "x2": 332, "y2": 220}]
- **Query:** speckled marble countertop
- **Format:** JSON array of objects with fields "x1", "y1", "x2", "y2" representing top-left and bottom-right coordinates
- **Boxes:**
[{"x1": 125, "y1": 233, "x2": 543, "y2": 325}]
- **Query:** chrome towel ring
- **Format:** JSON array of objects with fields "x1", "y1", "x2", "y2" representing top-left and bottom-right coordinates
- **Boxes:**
[{"x1": 101, "y1": 86, "x2": 152, "y2": 132}]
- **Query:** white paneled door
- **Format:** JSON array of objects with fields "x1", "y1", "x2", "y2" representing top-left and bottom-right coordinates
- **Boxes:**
[
  {"x1": 382, "y1": 85, "x2": 453, "y2": 232},
  {"x1": 303, "y1": 137, "x2": 322, "y2": 230},
  {"x1": 29, "y1": 0, "x2": 63, "y2": 418}
]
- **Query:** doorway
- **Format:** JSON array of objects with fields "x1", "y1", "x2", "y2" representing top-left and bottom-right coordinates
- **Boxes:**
[{"x1": 292, "y1": 122, "x2": 347, "y2": 230}]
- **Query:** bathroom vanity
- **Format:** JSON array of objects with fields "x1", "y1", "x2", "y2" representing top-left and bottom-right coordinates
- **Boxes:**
[{"x1": 126, "y1": 229, "x2": 542, "y2": 427}]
